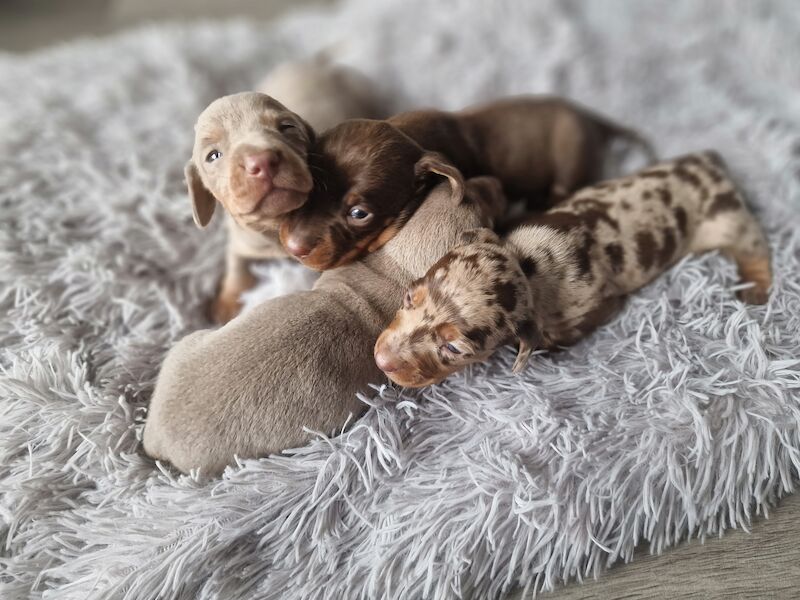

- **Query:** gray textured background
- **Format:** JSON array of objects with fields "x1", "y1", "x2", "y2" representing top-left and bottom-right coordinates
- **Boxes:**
[{"x1": 1, "y1": 1, "x2": 799, "y2": 598}]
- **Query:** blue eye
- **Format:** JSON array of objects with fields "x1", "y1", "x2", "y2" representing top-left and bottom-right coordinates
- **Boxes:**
[
  {"x1": 206, "y1": 150, "x2": 222, "y2": 163},
  {"x1": 444, "y1": 343, "x2": 461, "y2": 355},
  {"x1": 348, "y1": 206, "x2": 371, "y2": 220}
]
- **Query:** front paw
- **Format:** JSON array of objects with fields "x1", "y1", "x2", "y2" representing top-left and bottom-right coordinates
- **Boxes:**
[
  {"x1": 209, "y1": 292, "x2": 244, "y2": 324},
  {"x1": 737, "y1": 285, "x2": 770, "y2": 305}
]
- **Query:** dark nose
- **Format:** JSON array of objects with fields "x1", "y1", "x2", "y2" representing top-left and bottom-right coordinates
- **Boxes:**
[
  {"x1": 243, "y1": 151, "x2": 280, "y2": 179},
  {"x1": 374, "y1": 346, "x2": 402, "y2": 373},
  {"x1": 284, "y1": 234, "x2": 314, "y2": 259}
]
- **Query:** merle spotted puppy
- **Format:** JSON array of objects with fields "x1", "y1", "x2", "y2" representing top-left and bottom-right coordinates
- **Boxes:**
[{"x1": 373, "y1": 151, "x2": 772, "y2": 388}]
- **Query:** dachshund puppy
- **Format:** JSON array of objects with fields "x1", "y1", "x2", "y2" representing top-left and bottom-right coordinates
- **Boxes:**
[
  {"x1": 187, "y1": 59, "x2": 384, "y2": 323},
  {"x1": 373, "y1": 152, "x2": 772, "y2": 387},
  {"x1": 186, "y1": 92, "x2": 314, "y2": 323},
  {"x1": 281, "y1": 96, "x2": 654, "y2": 270}
]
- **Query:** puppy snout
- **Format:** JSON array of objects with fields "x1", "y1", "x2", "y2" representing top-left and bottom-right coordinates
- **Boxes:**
[
  {"x1": 284, "y1": 234, "x2": 314, "y2": 259},
  {"x1": 374, "y1": 347, "x2": 402, "y2": 373},
  {"x1": 243, "y1": 150, "x2": 281, "y2": 179}
]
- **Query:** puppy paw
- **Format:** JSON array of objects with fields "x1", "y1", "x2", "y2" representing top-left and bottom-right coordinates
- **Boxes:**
[
  {"x1": 734, "y1": 255, "x2": 771, "y2": 305},
  {"x1": 209, "y1": 293, "x2": 243, "y2": 324},
  {"x1": 737, "y1": 285, "x2": 770, "y2": 305}
]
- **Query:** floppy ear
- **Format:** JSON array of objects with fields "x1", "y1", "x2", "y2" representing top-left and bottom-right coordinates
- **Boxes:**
[
  {"x1": 512, "y1": 319, "x2": 541, "y2": 374},
  {"x1": 414, "y1": 152, "x2": 465, "y2": 204},
  {"x1": 185, "y1": 160, "x2": 216, "y2": 229},
  {"x1": 458, "y1": 227, "x2": 501, "y2": 247}
]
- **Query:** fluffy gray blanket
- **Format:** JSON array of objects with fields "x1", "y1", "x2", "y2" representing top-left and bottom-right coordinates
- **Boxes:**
[{"x1": 1, "y1": 1, "x2": 799, "y2": 598}]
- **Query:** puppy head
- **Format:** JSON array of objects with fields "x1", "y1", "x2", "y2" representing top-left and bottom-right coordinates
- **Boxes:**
[
  {"x1": 279, "y1": 119, "x2": 464, "y2": 270},
  {"x1": 373, "y1": 229, "x2": 539, "y2": 387},
  {"x1": 185, "y1": 92, "x2": 315, "y2": 232}
]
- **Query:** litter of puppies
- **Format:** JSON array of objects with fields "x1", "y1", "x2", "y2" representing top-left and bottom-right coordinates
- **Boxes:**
[{"x1": 144, "y1": 59, "x2": 772, "y2": 475}]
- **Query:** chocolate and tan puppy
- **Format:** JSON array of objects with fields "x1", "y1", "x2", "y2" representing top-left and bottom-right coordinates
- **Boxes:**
[
  {"x1": 187, "y1": 59, "x2": 384, "y2": 323},
  {"x1": 373, "y1": 152, "x2": 772, "y2": 387},
  {"x1": 281, "y1": 96, "x2": 654, "y2": 270},
  {"x1": 143, "y1": 175, "x2": 505, "y2": 475}
]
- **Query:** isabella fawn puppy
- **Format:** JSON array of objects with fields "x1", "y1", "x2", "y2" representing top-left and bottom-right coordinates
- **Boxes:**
[
  {"x1": 374, "y1": 152, "x2": 772, "y2": 387},
  {"x1": 143, "y1": 176, "x2": 505, "y2": 475},
  {"x1": 187, "y1": 60, "x2": 384, "y2": 323},
  {"x1": 186, "y1": 93, "x2": 315, "y2": 322},
  {"x1": 281, "y1": 96, "x2": 654, "y2": 270}
]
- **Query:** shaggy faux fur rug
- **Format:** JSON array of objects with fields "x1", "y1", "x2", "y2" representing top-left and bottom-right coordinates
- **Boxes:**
[{"x1": 2, "y1": 1, "x2": 800, "y2": 598}]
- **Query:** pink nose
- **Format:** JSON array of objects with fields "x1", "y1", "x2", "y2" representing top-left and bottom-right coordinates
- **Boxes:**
[
  {"x1": 374, "y1": 347, "x2": 401, "y2": 373},
  {"x1": 284, "y1": 235, "x2": 314, "y2": 259},
  {"x1": 243, "y1": 151, "x2": 280, "y2": 179}
]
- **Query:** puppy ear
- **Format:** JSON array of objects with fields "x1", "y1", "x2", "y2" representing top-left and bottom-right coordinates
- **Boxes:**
[
  {"x1": 414, "y1": 152, "x2": 465, "y2": 204},
  {"x1": 185, "y1": 160, "x2": 216, "y2": 229},
  {"x1": 458, "y1": 227, "x2": 500, "y2": 247},
  {"x1": 512, "y1": 319, "x2": 540, "y2": 374}
]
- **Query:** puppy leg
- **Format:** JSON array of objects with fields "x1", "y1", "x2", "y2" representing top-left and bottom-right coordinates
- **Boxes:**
[
  {"x1": 691, "y1": 200, "x2": 772, "y2": 304},
  {"x1": 551, "y1": 294, "x2": 627, "y2": 347},
  {"x1": 726, "y1": 213, "x2": 772, "y2": 304},
  {"x1": 732, "y1": 251, "x2": 772, "y2": 305},
  {"x1": 211, "y1": 244, "x2": 257, "y2": 324}
]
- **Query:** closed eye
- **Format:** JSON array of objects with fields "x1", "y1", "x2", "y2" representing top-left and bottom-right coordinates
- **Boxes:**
[
  {"x1": 278, "y1": 122, "x2": 298, "y2": 133},
  {"x1": 403, "y1": 290, "x2": 413, "y2": 309}
]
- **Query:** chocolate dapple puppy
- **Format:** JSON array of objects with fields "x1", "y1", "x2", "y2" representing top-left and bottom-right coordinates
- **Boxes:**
[
  {"x1": 281, "y1": 95, "x2": 654, "y2": 270},
  {"x1": 187, "y1": 59, "x2": 384, "y2": 323},
  {"x1": 374, "y1": 152, "x2": 772, "y2": 387},
  {"x1": 143, "y1": 175, "x2": 505, "y2": 475}
]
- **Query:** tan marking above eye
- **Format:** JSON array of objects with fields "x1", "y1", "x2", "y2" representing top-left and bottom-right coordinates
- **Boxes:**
[
  {"x1": 344, "y1": 192, "x2": 364, "y2": 209},
  {"x1": 411, "y1": 288, "x2": 427, "y2": 306},
  {"x1": 436, "y1": 323, "x2": 461, "y2": 342}
]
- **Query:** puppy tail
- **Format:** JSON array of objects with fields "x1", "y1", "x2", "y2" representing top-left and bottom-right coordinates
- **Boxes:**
[
  {"x1": 596, "y1": 120, "x2": 658, "y2": 179},
  {"x1": 601, "y1": 121, "x2": 658, "y2": 165}
]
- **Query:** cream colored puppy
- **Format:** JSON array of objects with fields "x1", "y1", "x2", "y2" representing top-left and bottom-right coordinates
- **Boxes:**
[{"x1": 187, "y1": 58, "x2": 384, "y2": 323}]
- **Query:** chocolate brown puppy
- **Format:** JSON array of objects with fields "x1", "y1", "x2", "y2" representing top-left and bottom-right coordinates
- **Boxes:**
[
  {"x1": 281, "y1": 95, "x2": 654, "y2": 270},
  {"x1": 373, "y1": 151, "x2": 772, "y2": 387}
]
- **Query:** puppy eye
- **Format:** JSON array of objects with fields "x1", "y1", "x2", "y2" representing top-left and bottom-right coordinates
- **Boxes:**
[
  {"x1": 205, "y1": 149, "x2": 222, "y2": 163},
  {"x1": 278, "y1": 122, "x2": 297, "y2": 133},
  {"x1": 443, "y1": 342, "x2": 462, "y2": 355},
  {"x1": 403, "y1": 290, "x2": 413, "y2": 308},
  {"x1": 348, "y1": 206, "x2": 371, "y2": 221}
]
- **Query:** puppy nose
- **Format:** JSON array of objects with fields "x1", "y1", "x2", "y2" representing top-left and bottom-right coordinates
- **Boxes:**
[
  {"x1": 284, "y1": 235, "x2": 314, "y2": 259},
  {"x1": 374, "y1": 347, "x2": 401, "y2": 373},
  {"x1": 243, "y1": 151, "x2": 280, "y2": 179}
]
